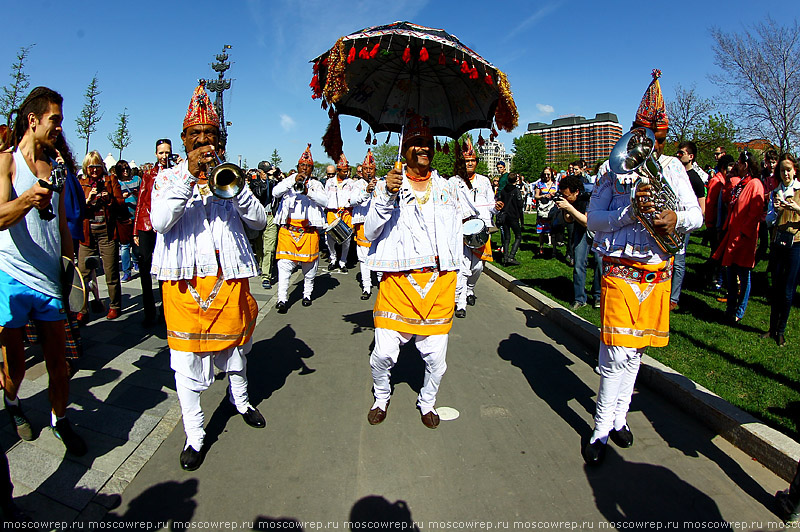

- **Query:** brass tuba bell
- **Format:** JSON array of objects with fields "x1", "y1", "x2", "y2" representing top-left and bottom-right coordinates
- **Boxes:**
[{"x1": 207, "y1": 151, "x2": 246, "y2": 200}]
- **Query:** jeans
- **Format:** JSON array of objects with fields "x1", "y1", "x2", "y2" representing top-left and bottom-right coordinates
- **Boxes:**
[
  {"x1": 120, "y1": 242, "x2": 138, "y2": 275},
  {"x1": 670, "y1": 232, "x2": 692, "y2": 304},
  {"x1": 136, "y1": 230, "x2": 159, "y2": 319},
  {"x1": 769, "y1": 241, "x2": 800, "y2": 335},
  {"x1": 573, "y1": 233, "x2": 601, "y2": 304},
  {"x1": 501, "y1": 219, "x2": 522, "y2": 260},
  {"x1": 726, "y1": 264, "x2": 751, "y2": 320}
]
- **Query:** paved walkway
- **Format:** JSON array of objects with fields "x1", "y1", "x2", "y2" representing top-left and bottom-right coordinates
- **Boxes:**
[{"x1": 4, "y1": 265, "x2": 790, "y2": 530}]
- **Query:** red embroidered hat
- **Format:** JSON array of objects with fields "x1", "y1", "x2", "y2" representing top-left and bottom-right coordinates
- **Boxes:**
[
  {"x1": 298, "y1": 143, "x2": 314, "y2": 166},
  {"x1": 403, "y1": 112, "x2": 432, "y2": 148},
  {"x1": 463, "y1": 137, "x2": 477, "y2": 161},
  {"x1": 633, "y1": 69, "x2": 668, "y2": 132},
  {"x1": 362, "y1": 149, "x2": 376, "y2": 169},
  {"x1": 337, "y1": 153, "x2": 349, "y2": 169},
  {"x1": 183, "y1": 81, "x2": 220, "y2": 131}
]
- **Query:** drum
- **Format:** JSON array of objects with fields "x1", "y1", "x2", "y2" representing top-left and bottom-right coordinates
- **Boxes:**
[
  {"x1": 61, "y1": 256, "x2": 86, "y2": 313},
  {"x1": 326, "y1": 216, "x2": 354, "y2": 245},
  {"x1": 463, "y1": 218, "x2": 489, "y2": 249}
]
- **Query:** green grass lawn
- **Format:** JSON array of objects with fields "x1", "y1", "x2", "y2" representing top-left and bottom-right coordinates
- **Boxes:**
[{"x1": 492, "y1": 214, "x2": 800, "y2": 440}]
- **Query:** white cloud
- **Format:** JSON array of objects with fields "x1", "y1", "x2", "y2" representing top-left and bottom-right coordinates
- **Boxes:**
[
  {"x1": 280, "y1": 114, "x2": 296, "y2": 131},
  {"x1": 506, "y1": 2, "x2": 562, "y2": 40},
  {"x1": 537, "y1": 104, "x2": 555, "y2": 114}
]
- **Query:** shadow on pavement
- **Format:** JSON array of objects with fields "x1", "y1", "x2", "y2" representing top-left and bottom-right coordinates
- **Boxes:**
[
  {"x1": 342, "y1": 309, "x2": 374, "y2": 336},
  {"x1": 389, "y1": 342, "x2": 425, "y2": 397},
  {"x1": 105, "y1": 479, "x2": 198, "y2": 531},
  {"x1": 585, "y1": 447, "x2": 728, "y2": 526},
  {"x1": 349, "y1": 495, "x2": 420, "y2": 531},
  {"x1": 497, "y1": 332, "x2": 596, "y2": 438}
]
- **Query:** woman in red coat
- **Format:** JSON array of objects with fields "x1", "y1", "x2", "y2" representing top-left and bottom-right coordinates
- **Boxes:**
[{"x1": 712, "y1": 151, "x2": 765, "y2": 324}]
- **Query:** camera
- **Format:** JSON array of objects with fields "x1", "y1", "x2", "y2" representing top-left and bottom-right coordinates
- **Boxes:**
[
  {"x1": 48, "y1": 163, "x2": 67, "y2": 193},
  {"x1": 553, "y1": 191, "x2": 563, "y2": 202}
]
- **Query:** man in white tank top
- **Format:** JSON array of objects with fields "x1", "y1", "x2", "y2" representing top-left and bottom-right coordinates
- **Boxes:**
[{"x1": 0, "y1": 87, "x2": 86, "y2": 459}]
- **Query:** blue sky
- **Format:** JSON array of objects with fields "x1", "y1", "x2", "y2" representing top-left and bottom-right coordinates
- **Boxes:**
[{"x1": 3, "y1": 0, "x2": 798, "y2": 168}]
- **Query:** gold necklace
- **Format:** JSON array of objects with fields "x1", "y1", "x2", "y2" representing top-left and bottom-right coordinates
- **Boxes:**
[{"x1": 411, "y1": 178, "x2": 433, "y2": 205}]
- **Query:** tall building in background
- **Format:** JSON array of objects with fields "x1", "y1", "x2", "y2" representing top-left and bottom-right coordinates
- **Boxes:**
[
  {"x1": 525, "y1": 113, "x2": 622, "y2": 167},
  {"x1": 477, "y1": 139, "x2": 513, "y2": 176}
]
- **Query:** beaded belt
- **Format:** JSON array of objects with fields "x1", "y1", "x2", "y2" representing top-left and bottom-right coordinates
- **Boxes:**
[
  {"x1": 406, "y1": 257, "x2": 441, "y2": 274},
  {"x1": 602, "y1": 260, "x2": 672, "y2": 284},
  {"x1": 282, "y1": 224, "x2": 315, "y2": 234}
]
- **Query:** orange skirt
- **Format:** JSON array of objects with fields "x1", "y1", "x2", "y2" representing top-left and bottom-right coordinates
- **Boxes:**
[
  {"x1": 163, "y1": 274, "x2": 258, "y2": 352},
  {"x1": 373, "y1": 270, "x2": 457, "y2": 335},
  {"x1": 599, "y1": 256, "x2": 672, "y2": 348},
  {"x1": 327, "y1": 209, "x2": 353, "y2": 228},
  {"x1": 354, "y1": 223, "x2": 371, "y2": 248},
  {"x1": 276, "y1": 219, "x2": 320, "y2": 263},
  {"x1": 471, "y1": 239, "x2": 493, "y2": 262}
]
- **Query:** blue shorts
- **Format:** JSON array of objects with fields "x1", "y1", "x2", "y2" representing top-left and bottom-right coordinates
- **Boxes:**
[{"x1": 0, "y1": 270, "x2": 64, "y2": 328}]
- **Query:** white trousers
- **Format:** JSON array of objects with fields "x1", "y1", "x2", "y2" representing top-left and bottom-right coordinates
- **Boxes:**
[
  {"x1": 172, "y1": 340, "x2": 253, "y2": 450},
  {"x1": 455, "y1": 248, "x2": 484, "y2": 310},
  {"x1": 357, "y1": 245, "x2": 372, "y2": 291},
  {"x1": 326, "y1": 233, "x2": 351, "y2": 268},
  {"x1": 370, "y1": 328, "x2": 448, "y2": 414},
  {"x1": 591, "y1": 342, "x2": 642, "y2": 443},
  {"x1": 277, "y1": 258, "x2": 318, "y2": 302}
]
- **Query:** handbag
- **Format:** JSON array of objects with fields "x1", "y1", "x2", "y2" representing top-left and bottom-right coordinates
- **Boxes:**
[
  {"x1": 116, "y1": 218, "x2": 133, "y2": 245},
  {"x1": 537, "y1": 198, "x2": 556, "y2": 219},
  {"x1": 775, "y1": 230, "x2": 795, "y2": 248},
  {"x1": 495, "y1": 211, "x2": 507, "y2": 225}
]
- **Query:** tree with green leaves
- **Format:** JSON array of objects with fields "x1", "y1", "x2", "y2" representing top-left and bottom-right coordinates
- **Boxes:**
[
  {"x1": 0, "y1": 44, "x2": 35, "y2": 125},
  {"x1": 372, "y1": 143, "x2": 399, "y2": 177},
  {"x1": 270, "y1": 148, "x2": 282, "y2": 168},
  {"x1": 429, "y1": 134, "x2": 489, "y2": 177},
  {"x1": 108, "y1": 108, "x2": 131, "y2": 160},
  {"x1": 511, "y1": 134, "x2": 547, "y2": 179},
  {"x1": 550, "y1": 151, "x2": 579, "y2": 173},
  {"x1": 76, "y1": 76, "x2": 102, "y2": 154}
]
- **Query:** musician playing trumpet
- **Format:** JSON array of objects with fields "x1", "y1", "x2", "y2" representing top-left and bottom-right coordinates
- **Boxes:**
[
  {"x1": 151, "y1": 82, "x2": 267, "y2": 471},
  {"x1": 272, "y1": 144, "x2": 328, "y2": 312},
  {"x1": 582, "y1": 70, "x2": 702, "y2": 466}
]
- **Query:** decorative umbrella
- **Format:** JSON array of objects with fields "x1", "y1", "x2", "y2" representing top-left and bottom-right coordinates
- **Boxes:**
[{"x1": 310, "y1": 21, "x2": 519, "y2": 159}]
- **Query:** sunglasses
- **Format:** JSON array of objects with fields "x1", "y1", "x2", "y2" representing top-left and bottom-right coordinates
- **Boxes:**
[{"x1": 326, "y1": 172, "x2": 336, "y2": 176}]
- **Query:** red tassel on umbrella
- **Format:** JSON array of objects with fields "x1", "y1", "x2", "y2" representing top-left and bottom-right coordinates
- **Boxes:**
[
  {"x1": 460, "y1": 60, "x2": 470, "y2": 74},
  {"x1": 477, "y1": 133, "x2": 485, "y2": 147},
  {"x1": 403, "y1": 46, "x2": 411, "y2": 63},
  {"x1": 328, "y1": 107, "x2": 336, "y2": 119},
  {"x1": 321, "y1": 100, "x2": 328, "y2": 110},
  {"x1": 443, "y1": 143, "x2": 450, "y2": 155},
  {"x1": 484, "y1": 74, "x2": 493, "y2": 85},
  {"x1": 347, "y1": 46, "x2": 356, "y2": 64},
  {"x1": 438, "y1": 52, "x2": 446, "y2": 65},
  {"x1": 359, "y1": 46, "x2": 370, "y2": 60},
  {"x1": 370, "y1": 43, "x2": 380, "y2": 58},
  {"x1": 313, "y1": 61, "x2": 320, "y2": 74},
  {"x1": 356, "y1": 120, "x2": 362, "y2": 132},
  {"x1": 420, "y1": 47, "x2": 429, "y2": 62},
  {"x1": 469, "y1": 67, "x2": 479, "y2": 80},
  {"x1": 309, "y1": 73, "x2": 321, "y2": 99},
  {"x1": 365, "y1": 130, "x2": 372, "y2": 144},
  {"x1": 372, "y1": 137, "x2": 377, "y2": 145},
  {"x1": 435, "y1": 139, "x2": 442, "y2": 152},
  {"x1": 322, "y1": 113, "x2": 343, "y2": 161}
]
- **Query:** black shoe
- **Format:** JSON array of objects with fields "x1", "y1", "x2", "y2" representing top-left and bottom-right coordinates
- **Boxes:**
[
  {"x1": 593, "y1": 300, "x2": 601, "y2": 309},
  {"x1": 5, "y1": 400, "x2": 33, "y2": 441},
  {"x1": 454, "y1": 308, "x2": 467, "y2": 318},
  {"x1": 777, "y1": 333, "x2": 786, "y2": 347},
  {"x1": 261, "y1": 279, "x2": 272, "y2": 289},
  {"x1": 506, "y1": 258, "x2": 520, "y2": 266},
  {"x1": 52, "y1": 418, "x2": 87, "y2": 456},
  {"x1": 328, "y1": 262, "x2": 337, "y2": 272},
  {"x1": 276, "y1": 301, "x2": 288, "y2": 314},
  {"x1": 302, "y1": 298, "x2": 312, "y2": 307},
  {"x1": 466, "y1": 294, "x2": 476, "y2": 306},
  {"x1": 360, "y1": 290, "x2": 371, "y2": 300},
  {"x1": 609, "y1": 425, "x2": 634, "y2": 448},
  {"x1": 241, "y1": 406, "x2": 266, "y2": 428},
  {"x1": 180, "y1": 443, "x2": 204, "y2": 471},
  {"x1": 339, "y1": 266, "x2": 348, "y2": 274},
  {"x1": 582, "y1": 439, "x2": 606, "y2": 466}
]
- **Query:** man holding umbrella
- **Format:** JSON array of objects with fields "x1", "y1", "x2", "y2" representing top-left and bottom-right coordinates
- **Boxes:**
[{"x1": 364, "y1": 114, "x2": 476, "y2": 429}]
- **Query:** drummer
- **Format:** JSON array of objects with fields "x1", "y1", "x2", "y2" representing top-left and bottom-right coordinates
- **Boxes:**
[
  {"x1": 451, "y1": 138, "x2": 500, "y2": 318},
  {"x1": 273, "y1": 145, "x2": 328, "y2": 312},
  {"x1": 351, "y1": 150, "x2": 378, "y2": 299},
  {"x1": 364, "y1": 113, "x2": 477, "y2": 429},
  {"x1": 324, "y1": 153, "x2": 356, "y2": 273}
]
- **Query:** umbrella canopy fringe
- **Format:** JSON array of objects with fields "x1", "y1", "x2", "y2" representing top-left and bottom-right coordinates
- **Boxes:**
[
  {"x1": 494, "y1": 69, "x2": 519, "y2": 132},
  {"x1": 322, "y1": 112, "x2": 344, "y2": 161},
  {"x1": 324, "y1": 37, "x2": 349, "y2": 103}
]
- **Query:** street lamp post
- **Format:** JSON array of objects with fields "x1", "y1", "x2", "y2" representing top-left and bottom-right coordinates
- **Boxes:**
[{"x1": 204, "y1": 45, "x2": 233, "y2": 151}]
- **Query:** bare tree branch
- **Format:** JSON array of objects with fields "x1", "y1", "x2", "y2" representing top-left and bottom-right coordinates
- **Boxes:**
[{"x1": 666, "y1": 84, "x2": 716, "y2": 144}]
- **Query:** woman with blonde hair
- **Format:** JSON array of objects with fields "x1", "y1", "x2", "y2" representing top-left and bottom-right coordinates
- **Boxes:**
[{"x1": 76, "y1": 151, "x2": 125, "y2": 322}]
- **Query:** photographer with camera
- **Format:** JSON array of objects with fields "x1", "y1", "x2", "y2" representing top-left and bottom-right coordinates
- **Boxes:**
[
  {"x1": 0, "y1": 87, "x2": 87, "y2": 459},
  {"x1": 249, "y1": 161, "x2": 280, "y2": 289},
  {"x1": 554, "y1": 174, "x2": 600, "y2": 310}
]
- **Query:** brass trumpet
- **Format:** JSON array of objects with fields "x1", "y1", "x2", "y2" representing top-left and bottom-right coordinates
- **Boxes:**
[{"x1": 206, "y1": 151, "x2": 246, "y2": 200}]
